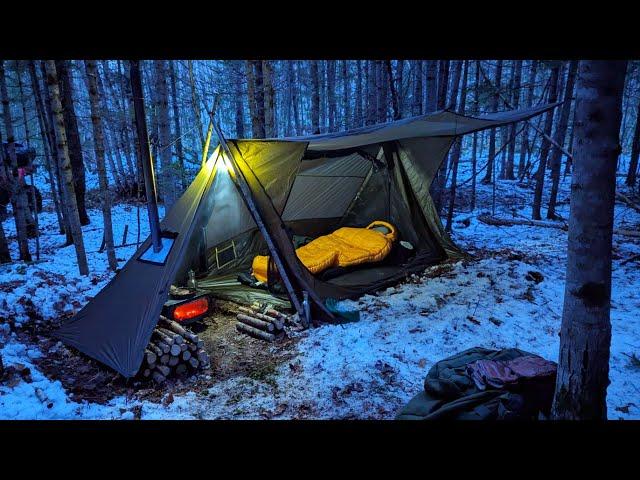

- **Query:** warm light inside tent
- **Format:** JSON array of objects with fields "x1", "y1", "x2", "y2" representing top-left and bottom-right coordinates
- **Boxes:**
[
  {"x1": 218, "y1": 153, "x2": 233, "y2": 173},
  {"x1": 172, "y1": 297, "x2": 209, "y2": 322}
]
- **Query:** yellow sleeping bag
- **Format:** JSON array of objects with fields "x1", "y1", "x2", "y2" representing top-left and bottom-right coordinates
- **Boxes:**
[{"x1": 252, "y1": 221, "x2": 397, "y2": 283}]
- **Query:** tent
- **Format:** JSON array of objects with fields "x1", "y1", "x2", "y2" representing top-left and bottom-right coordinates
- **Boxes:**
[{"x1": 56, "y1": 103, "x2": 558, "y2": 377}]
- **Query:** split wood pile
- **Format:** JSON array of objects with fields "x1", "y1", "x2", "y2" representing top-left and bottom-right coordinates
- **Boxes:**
[
  {"x1": 235, "y1": 305, "x2": 290, "y2": 342},
  {"x1": 141, "y1": 316, "x2": 210, "y2": 383}
]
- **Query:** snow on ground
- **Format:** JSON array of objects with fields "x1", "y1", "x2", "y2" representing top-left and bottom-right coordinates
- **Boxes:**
[{"x1": 1, "y1": 155, "x2": 639, "y2": 419}]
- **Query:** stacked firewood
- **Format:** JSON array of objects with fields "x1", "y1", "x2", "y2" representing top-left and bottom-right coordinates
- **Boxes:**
[
  {"x1": 141, "y1": 316, "x2": 210, "y2": 383},
  {"x1": 235, "y1": 305, "x2": 290, "y2": 342}
]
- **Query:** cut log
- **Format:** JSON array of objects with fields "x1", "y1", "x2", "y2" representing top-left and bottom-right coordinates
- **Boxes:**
[
  {"x1": 188, "y1": 357, "x2": 200, "y2": 369},
  {"x1": 142, "y1": 368, "x2": 151, "y2": 378},
  {"x1": 159, "y1": 316, "x2": 201, "y2": 344},
  {"x1": 154, "y1": 340, "x2": 171, "y2": 354},
  {"x1": 169, "y1": 344, "x2": 181, "y2": 356},
  {"x1": 238, "y1": 306, "x2": 283, "y2": 330},
  {"x1": 196, "y1": 349, "x2": 210, "y2": 364},
  {"x1": 152, "y1": 371, "x2": 166, "y2": 383},
  {"x1": 180, "y1": 343, "x2": 188, "y2": 352},
  {"x1": 144, "y1": 349, "x2": 157, "y2": 366},
  {"x1": 147, "y1": 342, "x2": 163, "y2": 357},
  {"x1": 155, "y1": 365, "x2": 171, "y2": 377},
  {"x1": 182, "y1": 350, "x2": 192, "y2": 361},
  {"x1": 160, "y1": 354, "x2": 170, "y2": 365},
  {"x1": 236, "y1": 322, "x2": 276, "y2": 342},
  {"x1": 153, "y1": 329, "x2": 175, "y2": 347},
  {"x1": 478, "y1": 214, "x2": 640, "y2": 238},
  {"x1": 187, "y1": 343, "x2": 198, "y2": 352},
  {"x1": 175, "y1": 364, "x2": 187, "y2": 375},
  {"x1": 237, "y1": 313, "x2": 274, "y2": 332},
  {"x1": 157, "y1": 327, "x2": 184, "y2": 345},
  {"x1": 168, "y1": 356, "x2": 179, "y2": 367}
]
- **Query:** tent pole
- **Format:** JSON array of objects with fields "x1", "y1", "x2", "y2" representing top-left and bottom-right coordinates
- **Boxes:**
[
  {"x1": 212, "y1": 122, "x2": 307, "y2": 325},
  {"x1": 130, "y1": 60, "x2": 162, "y2": 253},
  {"x1": 201, "y1": 95, "x2": 219, "y2": 168}
]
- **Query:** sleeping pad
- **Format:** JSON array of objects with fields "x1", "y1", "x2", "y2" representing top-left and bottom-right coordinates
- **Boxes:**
[{"x1": 252, "y1": 221, "x2": 398, "y2": 283}]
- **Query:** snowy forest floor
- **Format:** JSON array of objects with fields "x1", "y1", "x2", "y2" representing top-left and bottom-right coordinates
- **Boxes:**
[{"x1": 1, "y1": 158, "x2": 639, "y2": 420}]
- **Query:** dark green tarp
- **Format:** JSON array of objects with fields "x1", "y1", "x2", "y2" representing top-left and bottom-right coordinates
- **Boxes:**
[{"x1": 56, "y1": 103, "x2": 559, "y2": 377}]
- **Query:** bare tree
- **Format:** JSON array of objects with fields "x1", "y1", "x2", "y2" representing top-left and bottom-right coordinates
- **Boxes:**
[
  {"x1": 385, "y1": 60, "x2": 400, "y2": 120},
  {"x1": 153, "y1": 60, "x2": 177, "y2": 211},
  {"x1": 168, "y1": 61, "x2": 185, "y2": 189},
  {"x1": 482, "y1": 60, "x2": 503, "y2": 185},
  {"x1": 55, "y1": 60, "x2": 90, "y2": 226},
  {"x1": 552, "y1": 60, "x2": 627, "y2": 420},
  {"x1": 505, "y1": 60, "x2": 523, "y2": 180},
  {"x1": 424, "y1": 60, "x2": 438, "y2": 113},
  {"x1": 412, "y1": 60, "x2": 423, "y2": 116},
  {"x1": 263, "y1": 60, "x2": 275, "y2": 137},
  {"x1": 354, "y1": 61, "x2": 363, "y2": 127},
  {"x1": 0, "y1": 60, "x2": 32, "y2": 261},
  {"x1": 532, "y1": 62, "x2": 561, "y2": 220},
  {"x1": 519, "y1": 60, "x2": 539, "y2": 178},
  {"x1": 326, "y1": 60, "x2": 337, "y2": 132},
  {"x1": 45, "y1": 60, "x2": 88, "y2": 276},
  {"x1": 547, "y1": 60, "x2": 578, "y2": 219},
  {"x1": 341, "y1": 60, "x2": 350, "y2": 129},
  {"x1": 626, "y1": 95, "x2": 640, "y2": 188},
  {"x1": 310, "y1": 60, "x2": 320, "y2": 134},
  {"x1": 84, "y1": 60, "x2": 117, "y2": 271}
]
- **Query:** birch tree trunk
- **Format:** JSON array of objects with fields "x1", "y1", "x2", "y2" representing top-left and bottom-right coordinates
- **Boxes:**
[
  {"x1": 547, "y1": 60, "x2": 578, "y2": 219},
  {"x1": 482, "y1": 60, "x2": 503, "y2": 184},
  {"x1": 551, "y1": 60, "x2": 627, "y2": 420},
  {"x1": 532, "y1": 63, "x2": 561, "y2": 220},
  {"x1": 154, "y1": 60, "x2": 177, "y2": 211},
  {"x1": 55, "y1": 60, "x2": 90, "y2": 226},
  {"x1": 45, "y1": 60, "x2": 89, "y2": 276},
  {"x1": 84, "y1": 60, "x2": 117, "y2": 271},
  {"x1": 40, "y1": 61, "x2": 73, "y2": 245},
  {"x1": 310, "y1": 60, "x2": 321, "y2": 134},
  {"x1": 0, "y1": 60, "x2": 32, "y2": 261},
  {"x1": 28, "y1": 60, "x2": 64, "y2": 232}
]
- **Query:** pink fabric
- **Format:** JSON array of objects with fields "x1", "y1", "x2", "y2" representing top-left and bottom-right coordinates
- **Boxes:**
[{"x1": 467, "y1": 355, "x2": 557, "y2": 390}]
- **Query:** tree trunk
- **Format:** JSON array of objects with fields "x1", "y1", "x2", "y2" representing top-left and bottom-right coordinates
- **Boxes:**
[
  {"x1": 376, "y1": 61, "x2": 387, "y2": 124},
  {"x1": 84, "y1": 60, "x2": 117, "y2": 271},
  {"x1": 424, "y1": 60, "x2": 438, "y2": 113},
  {"x1": 245, "y1": 60, "x2": 259, "y2": 138},
  {"x1": 0, "y1": 60, "x2": 32, "y2": 261},
  {"x1": 446, "y1": 60, "x2": 469, "y2": 232},
  {"x1": 262, "y1": 60, "x2": 274, "y2": 137},
  {"x1": 519, "y1": 61, "x2": 538, "y2": 178},
  {"x1": 547, "y1": 61, "x2": 579, "y2": 219},
  {"x1": 45, "y1": 60, "x2": 89, "y2": 276},
  {"x1": 447, "y1": 60, "x2": 462, "y2": 110},
  {"x1": 470, "y1": 61, "x2": 480, "y2": 211},
  {"x1": 153, "y1": 60, "x2": 177, "y2": 211},
  {"x1": 436, "y1": 60, "x2": 449, "y2": 110},
  {"x1": 482, "y1": 60, "x2": 503, "y2": 185},
  {"x1": 625, "y1": 96, "x2": 640, "y2": 188},
  {"x1": 168, "y1": 61, "x2": 185, "y2": 189},
  {"x1": 310, "y1": 60, "x2": 320, "y2": 134},
  {"x1": 385, "y1": 60, "x2": 400, "y2": 120},
  {"x1": 532, "y1": 63, "x2": 561, "y2": 220},
  {"x1": 40, "y1": 61, "x2": 73, "y2": 244},
  {"x1": 505, "y1": 60, "x2": 523, "y2": 180},
  {"x1": 233, "y1": 61, "x2": 246, "y2": 139},
  {"x1": 55, "y1": 60, "x2": 90, "y2": 226},
  {"x1": 412, "y1": 60, "x2": 423, "y2": 116},
  {"x1": 365, "y1": 61, "x2": 377, "y2": 125},
  {"x1": 341, "y1": 60, "x2": 350, "y2": 129},
  {"x1": 253, "y1": 61, "x2": 266, "y2": 138},
  {"x1": 326, "y1": 60, "x2": 337, "y2": 132},
  {"x1": 354, "y1": 61, "x2": 363, "y2": 127},
  {"x1": 551, "y1": 60, "x2": 627, "y2": 420},
  {"x1": 28, "y1": 60, "x2": 64, "y2": 233},
  {"x1": 292, "y1": 62, "x2": 302, "y2": 135},
  {"x1": 187, "y1": 60, "x2": 205, "y2": 150}
]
